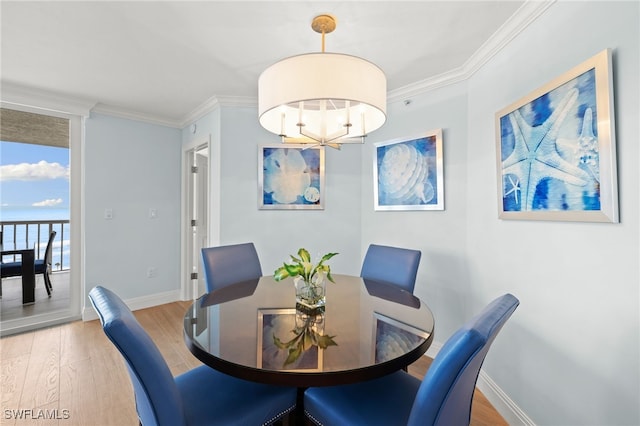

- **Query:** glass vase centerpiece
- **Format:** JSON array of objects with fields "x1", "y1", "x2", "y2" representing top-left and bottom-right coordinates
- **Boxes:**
[{"x1": 274, "y1": 248, "x2": 338, "y2": 315}]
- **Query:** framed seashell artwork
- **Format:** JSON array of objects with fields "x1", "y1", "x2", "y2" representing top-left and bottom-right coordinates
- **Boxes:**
[
  {"x1": 259, "y1": 145, "x2": 325, "y2": 210},
  {"x1": 495, "y1": 48, "x2": 618, "y2": 223},
  {"x1": 373, "y1": 129, "x2": 444, "y2": 211},
  {"x1": 372, "y1": 312, "x2": 430, "y2": 363}
]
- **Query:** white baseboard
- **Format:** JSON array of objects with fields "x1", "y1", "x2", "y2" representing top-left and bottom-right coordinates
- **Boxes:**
[
  {"x1": 422, "y1": 341, "x2": 535, "y2": 425},
  {"x1": 82, "y1": 289, "x2": 181, "y2": 321},
  {"x1": 477, "y1": 370, "x2": 536, "y2": 425},
  {"x1": 425, "y1": 340, "x2": 443, "y2": 358}
]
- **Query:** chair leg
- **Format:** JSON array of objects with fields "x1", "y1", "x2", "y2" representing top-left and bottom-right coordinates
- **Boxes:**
[{"x1": 43, "y1": 272, "x2": 52, "y2": 296}]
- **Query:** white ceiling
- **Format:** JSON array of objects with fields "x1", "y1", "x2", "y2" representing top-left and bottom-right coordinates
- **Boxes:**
[{"x1": 1, "y1": 1, "x2": 548, "y2": 127}]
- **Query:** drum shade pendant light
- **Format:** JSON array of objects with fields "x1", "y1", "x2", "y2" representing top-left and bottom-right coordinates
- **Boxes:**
[{"x1": 258, "y1": 15, "x2": 387, "y2": 149}]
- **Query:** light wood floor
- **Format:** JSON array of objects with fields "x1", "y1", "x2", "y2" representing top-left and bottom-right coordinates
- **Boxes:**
[{"x1": 0, "y1": 301, "x2": 507, "y2": 426}]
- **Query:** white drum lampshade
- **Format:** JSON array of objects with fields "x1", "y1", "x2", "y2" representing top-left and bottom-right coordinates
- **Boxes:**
[{"x1": 258, "y1": 15, "x2": 387, "y2": 148}]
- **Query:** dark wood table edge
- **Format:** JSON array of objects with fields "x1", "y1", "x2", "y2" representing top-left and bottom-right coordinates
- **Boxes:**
[
  {"x1": 183, "y1": 322, "x2": 434, "y2": 388},
  {"x1": 183, "y1": 292, "x2": 434, "y2": 424},
  {"x1": 1, "y1": 249, "x2": 36, "y2": 304}
]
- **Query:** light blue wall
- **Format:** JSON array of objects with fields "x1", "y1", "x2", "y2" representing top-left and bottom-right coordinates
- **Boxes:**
[
  {"x1": 85, "y1": 113, "x2": 182, "y2": 300},
  {"x1": 465, "y1": 2, "x2": 639, "y2": 424},
  {"x1": 183, "y1": 105, "x2": 363, "y2": 275},
  {"x1": 357, "y1": 1, "x2": 638, "y2": 424},
  {"x1": 361, "y1": 82, "x2": 472, "y2": 338},
  {"x1": 215, "y1": 106, "x2": 362, "y2": 276}
]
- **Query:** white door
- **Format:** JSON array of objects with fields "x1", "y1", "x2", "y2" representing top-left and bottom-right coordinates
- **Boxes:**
[{"x1": 187, "y1": 144, "x2": 209, "y2": 298}]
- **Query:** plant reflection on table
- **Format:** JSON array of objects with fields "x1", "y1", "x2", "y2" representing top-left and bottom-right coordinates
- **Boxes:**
[{"x1": 273, "y1": 310, "x2": 337, "y2": 368}]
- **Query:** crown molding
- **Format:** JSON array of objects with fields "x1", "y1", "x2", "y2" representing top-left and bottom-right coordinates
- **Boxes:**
[
  {"x1": 215, "y1": 95, "x2": 257, "y2": 109},
  {"x1": 178, "y1": 0, "x2": 554, "y2": 125},
  {"x1": 464, "y1": 0, "x2": 555, "y2": 76},
  {"x1": 0, "y1": 82, "x2": 96, "y2": 117},
  {"x1": 151, "y1": 0, "x2": 555, "y2": 126},
  {"x1": 1, "y1": 1, "x2": 553, "y2": 128},
  {"x1": 91, "y1": 103, "x2": 183, "y2": 128},
  {"x1": 387, "y1": 67, "x2": 470, "y2": 105},
  {"x1": 180, "y1": 95, "x2": 221, "y2": 127},
  {"x1": 180, "y1": 95, "x2": 257, "y2": 127},
  {"x1": 388, "y1": 0, "x2": 555, "y2": 104}
]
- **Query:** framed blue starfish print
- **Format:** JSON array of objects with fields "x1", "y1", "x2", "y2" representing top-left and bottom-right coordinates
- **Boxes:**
[{"x1": 496, "y1": 49, "x2": 618, "y2": 223}]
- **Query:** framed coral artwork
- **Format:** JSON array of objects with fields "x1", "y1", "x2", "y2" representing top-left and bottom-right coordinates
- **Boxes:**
[
  {"x1": 259, "y1": 145, "x2": 325, "y2": 210},
  {"x1": 373, "y1": 129, "x2": 444, "y2": 211},
  {"x1": 496, "y1": 49, "x2": 618, "y2": 222}
]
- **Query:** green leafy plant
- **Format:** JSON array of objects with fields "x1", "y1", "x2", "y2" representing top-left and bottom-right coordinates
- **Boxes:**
[
  {"x1": 273, "y1": 314, "x2": 337, "y2": 367},
  {"x1": 273, "y1": 248, "x2": 338, "y2": 284}
]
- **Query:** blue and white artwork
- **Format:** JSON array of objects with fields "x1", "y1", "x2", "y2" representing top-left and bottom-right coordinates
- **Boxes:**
[
  {"x1": 499, "y1": 68, "x2": 602, "y2": 214},
  {"x1": 374, "y1": 314, "x2": 427, "y2": 363},
  {"x1": 374, "y1": 130, "x2": 444, "y2": 211},
  {"x1": 259, "y1": 146, "x2": 324, "y2": 210}
]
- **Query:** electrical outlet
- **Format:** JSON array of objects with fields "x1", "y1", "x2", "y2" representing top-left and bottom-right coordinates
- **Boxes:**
[{"x1": 147, "y1": 267, "x2": 157, "y2": 278}]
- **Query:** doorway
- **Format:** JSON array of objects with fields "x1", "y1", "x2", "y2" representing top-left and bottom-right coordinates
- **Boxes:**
[
  {"x1": 0, "y1": 107, "x2": 82, "y2": 335},
  {"x1": 184, "y1": 142, "x2": 210, "y2": 299}
]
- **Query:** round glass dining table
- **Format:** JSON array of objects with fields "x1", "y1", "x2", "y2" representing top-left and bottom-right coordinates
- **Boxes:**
[{"x1": 183, "y1": 274, "x2": 434, "y2": 388}]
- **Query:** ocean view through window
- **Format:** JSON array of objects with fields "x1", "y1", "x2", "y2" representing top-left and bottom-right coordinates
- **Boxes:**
[{"x1": 1, "y1": 141, "x2": 70, "y2": 270}]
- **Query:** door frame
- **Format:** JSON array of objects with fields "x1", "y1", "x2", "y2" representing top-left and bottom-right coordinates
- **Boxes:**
[
  {"x1": 181, "y1": 134, "x2": 214, "y2": 300},
  {"x1": 0, "y1": 96, "x2": 88, "y2": 335}
]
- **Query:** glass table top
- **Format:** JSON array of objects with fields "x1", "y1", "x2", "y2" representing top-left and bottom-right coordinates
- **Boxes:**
[{"x1": 183, "y1": 274, "x2": 434, "y2": 387}]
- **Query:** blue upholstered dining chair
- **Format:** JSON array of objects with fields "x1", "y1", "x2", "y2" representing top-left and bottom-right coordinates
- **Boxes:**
[
  {"x1": 201, "y1": 242, "x2": 262, "y2": 293},
  {"x1": 88, "y1": 286, "x2": 296, "y2": 426},
  {"x1": 360, "y1": 244, "x2": 422, "y2": 293},
  {"x1": 304, "y1": 293, "x2": 519, "y2": 426}
]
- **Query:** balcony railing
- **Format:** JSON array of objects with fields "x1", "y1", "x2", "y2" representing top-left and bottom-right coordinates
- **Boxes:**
[{"x1": 1, "y1": 220, "x2": 70, "y2": 271}]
